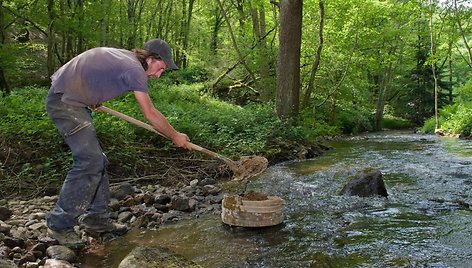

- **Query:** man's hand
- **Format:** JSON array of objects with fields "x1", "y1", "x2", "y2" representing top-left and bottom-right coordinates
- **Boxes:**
[
  {"x1": 89, "y1": 104, "x2": 102, "y2": 110},
  {"x1": 172, "y1": 132, "x2": 192, "y2": 150}
]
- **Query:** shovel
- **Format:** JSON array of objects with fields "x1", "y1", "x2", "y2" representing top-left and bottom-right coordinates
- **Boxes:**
[{"x1": 96, "y1": 106, "x2": 268, "y2": 180}]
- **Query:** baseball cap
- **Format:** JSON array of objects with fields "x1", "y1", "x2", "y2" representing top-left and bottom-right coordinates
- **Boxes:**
[{"x1": 143, "y1": 39, "x2": 179, "y2": 70}]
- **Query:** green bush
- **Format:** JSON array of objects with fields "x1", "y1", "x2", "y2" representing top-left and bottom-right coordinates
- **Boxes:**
[
  {"x1": 420, "y1": 117, "x2": 437, "y2": 133},
  {"x1": 441, "y1": 103, "x2": 472, "y2": 136},
  {"x1": 381, "y1": 115, "x2": 413, "y2": 130}
]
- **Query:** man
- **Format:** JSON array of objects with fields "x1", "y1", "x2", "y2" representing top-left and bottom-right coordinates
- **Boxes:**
[{"x1": 45, "y1": 39, "x2": 190, "y2": 249}]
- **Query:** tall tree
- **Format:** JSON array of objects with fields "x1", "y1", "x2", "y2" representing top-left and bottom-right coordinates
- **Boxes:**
[
  {"x1": 453, "y1": 0, "x2": 472, "y2": 68},
  {"x1": 302, "y1": 0, "x2": 324, "y2": 108},
  {"x1": 47, "y1": 0, "x2": 55, "y2": 78},
  {"x1": 0, "y1": 0, "x2": 11, "y2": 96},
  {"x1": 248, "y1": 0, "x2": 272, "y2": 101},
  {"x1": 215, "y1": 0, "x2": 259, "y2": 93},
  {"x1": 276, "y1": 0, "x2": 302, "y2": 119},
  {"x1": 177, "y1": 0, "x2": 195, "y2": 68},
  {"x1": 429, "y1": 0, "x2": 439, "y2": 130}
]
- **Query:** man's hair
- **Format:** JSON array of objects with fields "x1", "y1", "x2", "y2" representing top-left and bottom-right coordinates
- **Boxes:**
[{"x1": 132, "y1": 48, "x2": 160, "y2": 70}]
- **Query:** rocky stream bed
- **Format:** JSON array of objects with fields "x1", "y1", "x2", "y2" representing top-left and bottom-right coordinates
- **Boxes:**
[{"x1": 0, "y1": 177, "x2": 228, "y2": 268}]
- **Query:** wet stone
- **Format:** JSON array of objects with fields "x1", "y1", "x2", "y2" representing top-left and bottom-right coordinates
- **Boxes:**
[
  {"x1": 339, "y1": 168, "x2": 388, "y2": 198},
  {"x1": 46, "y1": 245, "x2": 76, "y2": 263},
  {"x1": 118, "y1": 246, "x2": 202, "y2": 268},
  {"x1": 43, "y1": 259, "x2": 74, "y2": 268}
]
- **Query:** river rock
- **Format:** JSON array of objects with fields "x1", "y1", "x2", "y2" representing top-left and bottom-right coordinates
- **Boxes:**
[
  {"x1": 43, "y1": 259, "x2": 74, "y2": 268},
  {"x1": 202, "y1": 185, "x2": 220, "y2": 195},
  {"x1": 3, "y1": 236, "x2": 25, "y2": 248},
  {"x1": 154, "y1": 194, "x2": 171, "y2": 205},
  {"x1": 171, "y1": 195, "x2": 190, "y2": 211},
  {"x1": 339, "y1": 168, "x2": 388, "y2": 198},
  {"x1": 46, "y1": 245, "x2": 76, "y2": 262},
  {"x1": 111, "y1": 183, "x2": 135, "y2": 201},
  {"x1": 0, "y1": 221, "x2": 11, "y2": 233},
  {"x1": 0, "y1": 259, "x2": 16, "y2": 268},
  {"x1": 0, "y1": 206, "x2": 13, "y2": 221},
  {"x1": 118, "y1": 246, "x2": 202, "y2": 268}
]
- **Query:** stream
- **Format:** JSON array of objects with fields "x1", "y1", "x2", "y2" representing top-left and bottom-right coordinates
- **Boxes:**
[{"x1": 81, "y1": 131, "x2": 472, "y2": 267}]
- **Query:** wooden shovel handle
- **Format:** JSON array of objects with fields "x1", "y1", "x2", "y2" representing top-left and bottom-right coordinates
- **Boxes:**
[{"x1": 96, "y1": 106, "x2": 235, "y2": 164}]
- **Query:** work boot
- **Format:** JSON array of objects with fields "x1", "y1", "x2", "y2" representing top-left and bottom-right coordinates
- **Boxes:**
[
  {"x1": 79, "y1": 217, "x2": 129, "y2": 236},
  {"x1": 47, "y1": 228, "x2": 85, "y2": 249}
]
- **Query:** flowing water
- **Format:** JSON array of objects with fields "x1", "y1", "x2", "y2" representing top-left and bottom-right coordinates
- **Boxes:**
[{"x1": 81, "y1": 131, "x2": 472, "y2": 267}]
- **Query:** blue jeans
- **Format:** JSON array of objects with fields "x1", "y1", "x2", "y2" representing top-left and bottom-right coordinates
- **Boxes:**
[{"x1": 46, "y1": 88, "x2": 110, "y2": 231}]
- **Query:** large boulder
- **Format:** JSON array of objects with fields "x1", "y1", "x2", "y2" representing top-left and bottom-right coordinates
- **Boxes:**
[
  {"x1": 339, "y1": 168, "x2": 388, "y2": 198},
  {"x1": 118, "y1": 246, "x2": 202, "y2": 268}
]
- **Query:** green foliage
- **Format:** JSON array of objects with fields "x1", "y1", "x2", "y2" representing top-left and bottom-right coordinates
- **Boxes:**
[
  {"x1": 456, "y1": 75, "x2": 472, "y2": 102},
  {"x1": 0, "y1": 84, "x2": 323, "y2": 196},
  {"x1": 440, "y1": 103, "x2": 472, "y2": 136},
  {"x1": 421, "y1": 117, "x2": 437, "y2": 134},
  {"x1": 160, "y1": 67, "x2": 210, "y2": 85},
  {"x1": 335, "y1": 109, "x2": 373, "y2": 134},
  {"x1": 381, "y1": 115, "x2": 413, "y2": 130}
]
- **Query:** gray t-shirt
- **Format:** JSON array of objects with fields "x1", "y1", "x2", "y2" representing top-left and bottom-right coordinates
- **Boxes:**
[{"x1": 51, "y1": 47, "x2": 148, "y2": 107}]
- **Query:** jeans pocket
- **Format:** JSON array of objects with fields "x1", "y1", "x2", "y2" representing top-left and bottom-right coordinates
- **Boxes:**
[{"x1": 64, "y1": 121, "x2": 92, "y2": 137}]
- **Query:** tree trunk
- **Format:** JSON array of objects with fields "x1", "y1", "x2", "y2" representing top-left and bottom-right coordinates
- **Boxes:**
[
  {"x1": 127, "y1": 0, "x2": 144, "y2": 49},
  {"x1": 302, "y1": 0, "x2": 324, "y2": 108},
  {"x1": 77, "y1": 0, "x2": 84, "y2": 53},
  {"x1": 0, "y1": 0, "x2": 11, "y2": 95},
  {"x1": 453, "y1": 0, "x2": 472, "y2": 68},
  {"x1": 180, "y1": 0, "x2": 195, "y2": 68},
  {"x1": 276, "y1": 0, "x2": 302, "y2": 119},
  {"x1": 47, "y1": 0, "x2": 55, "y2": 78},
  {"x1": 210, "y1": 5, "x2": 223, "y2": 55},
  {"x1": 429, "y1": 0, "x2": 439, "y2": 130},
  {"x1": 374, "y1": 63, "x2": 393, "y2": 131},
  {"x1": 248, "y1": 0, "x2": 271, "y2": 101},
  {"x1": 146, "y1": 0, "x2": 162, "y2": 41},
  {"x1": 215, "y1": 0, "x2": 259, "y2": 92},
  {"x1": 448, "y1": 42, "x2": 453, "y2": 105},
  {"x1": 100, "y1": 0, "x2": 107, "y2": 46},
  {"x1": 234, "y1": 0, "x2": 245, "y2": 30}
]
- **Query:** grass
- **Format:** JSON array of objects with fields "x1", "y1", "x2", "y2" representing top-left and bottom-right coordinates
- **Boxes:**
[{"x1": 0, "y1": 82, "x2": 323, "y2": 197}]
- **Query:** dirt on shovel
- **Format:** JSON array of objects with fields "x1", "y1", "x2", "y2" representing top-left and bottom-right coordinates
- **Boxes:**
[{"x1": 226, "y1": 155, "x2": 268, "y2": 181}]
